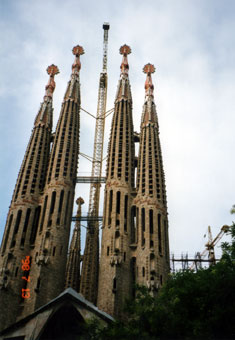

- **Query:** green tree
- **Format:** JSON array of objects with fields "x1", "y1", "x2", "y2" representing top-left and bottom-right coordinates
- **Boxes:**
[{"x1": 87, "y1": 210, "x2": 235, "y2": 340}]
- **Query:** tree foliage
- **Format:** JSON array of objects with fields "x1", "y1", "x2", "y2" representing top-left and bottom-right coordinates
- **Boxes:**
[{"x1": 86, "y1": 212, "x2": 235, "y2": 340}]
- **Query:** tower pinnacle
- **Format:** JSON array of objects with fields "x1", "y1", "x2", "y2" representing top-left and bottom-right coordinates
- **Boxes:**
[
  {"x1": 44, "y1": 64, "x2": 59, "y2": 99},
  {"x1": 65, "y1": 197, "x2": 84, "y2": 291},
  {"x1": 120, "y1": 44, "x2": 131, "y2": 76},
  {"x1": 72, "y1": 45, "x2": 85, "y2": 74},
  {"x1": 143, "y1": 63, "x2": 155, "y2": 98}
]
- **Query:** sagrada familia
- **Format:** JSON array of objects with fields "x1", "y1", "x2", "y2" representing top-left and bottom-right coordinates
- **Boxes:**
[{"x1": 0, "y1": 25, "x2": 170, "y2": 338}]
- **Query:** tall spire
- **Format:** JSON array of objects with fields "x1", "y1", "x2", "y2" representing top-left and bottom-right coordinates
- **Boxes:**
[
  {"x1": 63, "y1": 45, "x2": 84, "y2": 102},
  {"x1": 65, "y1": 197, "x2": 84, "y2": 291},
  {"x1": 141, "y1": 63, "x2": 158, "y2": 126},
  {"x1": 44, "y1": 64, "x2": 59, "y2": 99},
  {"x1": 143, "y1": 63, "x2": 155, "y2": 98},
  {"x1": 115, "y1": 44, "x2": 132, "y2": 102},
  {"x1": 120, "y1": 44, "x2": 131, "y2": 77},
  {"x1": 98, "y1": 45, "x2": 135, "y2": 318},
  {"x1": 134, "y1": 64, "x2": 170, "y2": 294},
  {"x1": 0, "y1": 65, "x2": 58, "y2": 330},
  {"x1": 72, "y1": 45, "x2": 84, "y2": 75},
  {"x1": 21, "y1": 45, "x2": 84, "y2": 317}
]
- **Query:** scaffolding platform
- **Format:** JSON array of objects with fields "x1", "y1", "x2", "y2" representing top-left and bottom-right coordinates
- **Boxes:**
[
  {"x1": 76, "y1": 176, "x2": 106, "y2": 183},
  {"x1": 72, "y1": 216, "x2": 103, "y2": 222}
]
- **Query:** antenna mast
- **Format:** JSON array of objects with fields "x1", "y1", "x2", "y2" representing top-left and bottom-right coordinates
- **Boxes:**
[{"x1": 80, "y1": 23, "x2": 110, "y2": 304}]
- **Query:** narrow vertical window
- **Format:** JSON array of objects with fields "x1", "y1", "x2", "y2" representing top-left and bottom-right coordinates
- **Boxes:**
[
  {"x1": 108, "y1": 190, "x2": 113, "y2": 225},
  {"x1": 141, "y1": 208, "x2": 145, "y2": 246},
  {"x1": 116, "y1": 191, "x2": 121, "y2": 214},
  {"x1": 124, "y1": 195, "x2": 128, "y2": 232},
  {"x1": 36, "y1": 277, "x2": 41, "y2": 292},
  {"x1": 164, "y1": 220, "x2": 168, "y2": 259},
  {"x1": 10, "y1": 210, "x2": 22, "y2": 248},
  {"x1": 30, "y1": 206, "x2": 41, "y2": 245},
  {"x1": 2, "y1": 213, "x2": 13, "y2": 253},
  {"x1": 136, "y1": 207, "x2": 139, "y2": 243},
  {"x1": 107, "y1": 246, "x2": 110, "y2": 256},
  {"x1": 50, "y1": 191, "x2": 56, "y2": 214},
  {"x1": 58, "y1": 190, "x2": 64, "y2": 213},
  {"x1": 64, "y1": 191, "x2": 70, "y2": 225},
  {"x1": 40, "y1": 195, "x2": 48, "y2": 232},
  {"x1": 20, "y1": 208, "x2": 31, "y2": 247},
  {"x1": 149, "y1": 209, "x2": 153, "y2": 234},
  {"x1": 158, "y1": 213, "x2": 162, "y2": 254},
  {"x1": 113, "y1": 277, "x2": 117, "y2": 292},
  {"x1": 142, "y1": 267, "x2": 145, "y2": 277},
  {"x1": 15, "y1": 267, "x2": 19, "y2": 277},
  {"x1": 131, "y1": 206, "x2": 136, "y2": 243}
]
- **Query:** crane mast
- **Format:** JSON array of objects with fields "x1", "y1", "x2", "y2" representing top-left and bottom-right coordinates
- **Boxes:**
[
  {"x1": 80, "y1": 23, "x2": 110, "y2": 304},
  {"x1": 88, "y1": 23, "x2": 109, "y2": 217}
]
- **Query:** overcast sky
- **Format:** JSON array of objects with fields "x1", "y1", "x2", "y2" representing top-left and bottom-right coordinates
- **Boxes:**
[{"x1": 0, "y1": 0, "x2": 234, "y2": 266}]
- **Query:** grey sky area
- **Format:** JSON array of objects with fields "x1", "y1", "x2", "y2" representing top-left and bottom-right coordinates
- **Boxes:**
[{"x1": 0, "y1": 0, "x2": 234, "y2": 263}]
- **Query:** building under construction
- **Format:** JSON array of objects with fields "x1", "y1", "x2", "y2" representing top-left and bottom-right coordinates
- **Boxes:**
[{"x1": 0, "y1": 23, "x2": 171, "y2": 337}]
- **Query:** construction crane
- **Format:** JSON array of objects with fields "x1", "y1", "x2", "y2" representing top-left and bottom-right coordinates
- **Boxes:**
[
  {"x1": 80, "y1": 23, "x2": 110, "y2": 304},
  {"x1": 204, "y1": 224, "x2": 230, "y2": 265},
  {"x1": 190, "y1": 224, "x2": 230, "y2": 270},
  {"x1": 88, "y1": 22, "x2": 109, "y2": 220}
]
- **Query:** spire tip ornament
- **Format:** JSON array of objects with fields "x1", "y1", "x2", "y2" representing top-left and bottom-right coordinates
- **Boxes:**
[
  {"x1": 119, "y1": 44, "x2": 131, "y2": 55},
  {"x1": 44, "y1": 64, "x2": 59, "y2": 99},
  {"x1": 72, "y1": 45, "x2": 85, "y2": 57},
  {"x1": 143, "y1": 63, "x2": 155, "y2": 75},
  {"x1": 72, "y1": 45, "x2": 85, "y2": 74},
  {"x1": 143, "y1": 63, "x2": 155, "y2": 97},
  {"x1": 47, "y1": 64, "x2": 60, "y2": 76},
  {"x1": 120, "y1": 44, "x2": 131, "y2": 76}
]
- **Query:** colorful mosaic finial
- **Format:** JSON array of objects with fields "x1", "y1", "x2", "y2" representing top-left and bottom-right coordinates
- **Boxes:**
[
  {"x1": 143, "y1": 63, "x2": 155, "y2": 97},
  {"x1": 120, "y1": 44, "x2": 131, "y2": 75},
  {"x1": 72, "y1": 45, "x2": 85, "y2": 74},
  {"x1": 45, "y1": 64, "x2": 59, "y2": 98}
]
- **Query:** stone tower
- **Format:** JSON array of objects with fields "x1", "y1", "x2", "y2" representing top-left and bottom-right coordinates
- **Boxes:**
[
  {"x1": 133, "y1": 64, "x2": 170, "y2": 292},
  {"x1": 21, "y1": 45, "x2": 84, "y2": 317},
  {"x1": 65, "y1": 197, "x2": 84, "y2": 291},
  {"x1": 0, "y1": 65, "x2": 59, "y2": 330},
  {"x1": 97, "y1": 45, "x2": 135, "y2": 318},
  {"x1": 97, "y1": 60, "x2": 170, "y2": 318}
]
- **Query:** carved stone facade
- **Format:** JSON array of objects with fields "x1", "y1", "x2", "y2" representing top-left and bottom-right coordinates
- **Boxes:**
[
  {"x1": 0, "y1": 42, "x2": 170, "y2": 332},
  {"x1": 97, "y1": 59, "x2": 170, "y2": 317},
  {"x1": 0, "y1": 47, "x2": 84, "y2": 331}
]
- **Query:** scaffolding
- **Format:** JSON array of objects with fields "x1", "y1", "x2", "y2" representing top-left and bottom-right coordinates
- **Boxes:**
[
  {"x1": 171, "y1": 224, "x2": 230, "y2": 272},
  {"x1": 79, "y1": 23, "x2": 110, "y2": 304}
]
